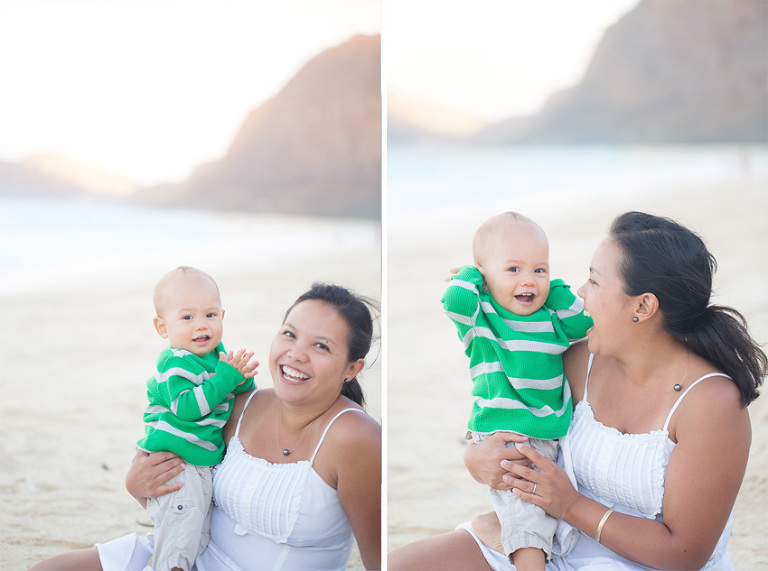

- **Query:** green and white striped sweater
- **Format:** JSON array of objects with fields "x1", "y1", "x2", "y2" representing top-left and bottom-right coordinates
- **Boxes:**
[
  {"x1": 442, "y1": 265, "x2": 593, "y2": 439},
  {"x1": 137, "y1": 342, "x2": 255, "y2": 466}
]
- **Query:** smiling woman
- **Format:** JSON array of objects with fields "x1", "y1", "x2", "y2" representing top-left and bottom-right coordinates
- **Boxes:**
[{"x1": 29, "y1": 283, "x2": 382, "y2": 571}]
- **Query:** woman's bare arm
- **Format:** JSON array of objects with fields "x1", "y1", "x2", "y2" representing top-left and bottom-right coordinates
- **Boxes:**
[{"x1": 333, "y1": 412, "x2": 382, "y2": 570}]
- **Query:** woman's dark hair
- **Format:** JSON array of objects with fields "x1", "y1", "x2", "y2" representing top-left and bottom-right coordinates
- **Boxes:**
[
  {"x1": 610, "y1": 211, "x2": 765, "y2": 405},
  {"x1": 285, "y1": 283, "x2": 378, "y2": 407}
]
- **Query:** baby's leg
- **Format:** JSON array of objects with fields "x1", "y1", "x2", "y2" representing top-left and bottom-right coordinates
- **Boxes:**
[{"x1": 510, "y1": 547, "x2": 545, "y2": 571}]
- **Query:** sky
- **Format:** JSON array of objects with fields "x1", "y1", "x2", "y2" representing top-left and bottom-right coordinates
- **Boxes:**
[
  {"x1": 385, "y1": 0, "x2": 641, "y2": 122},
  {"x1": 0, "y1": 1, "x2": 643, "y2": 186},
  {"x1": 0, "y1": 0, "x2": 380, "y2": 185}
]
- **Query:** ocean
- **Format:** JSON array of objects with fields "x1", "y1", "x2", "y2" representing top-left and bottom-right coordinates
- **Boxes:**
[
  {"x1": 387, "y1": 144, "x2": 768, "y2": 223},
  {"x1": 0, "y1": 199, "x2": 380, "y2": 295},
  {"x1": 3, "y1": 144, "x2": 765, "y2": 295}
]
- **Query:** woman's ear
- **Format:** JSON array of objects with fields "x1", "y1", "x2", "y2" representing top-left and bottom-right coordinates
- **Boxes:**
[
  {"x1": 633, "y1": 293, "x2": 660, "y2": 323},
  {"x1": 154, "y1": 317, "x2": 169, "y2": 339},
  {"x1": 345, "y1": 358, "x2": 365, "y2": 382}
]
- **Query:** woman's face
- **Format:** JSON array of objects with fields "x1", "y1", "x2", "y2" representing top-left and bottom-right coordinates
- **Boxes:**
[
  {"x1": 577, "y1": 237, "x2": 636, "y2": 357},
  {"x1": 269, "y1": 299, "x2": 363, "y2": 406}
]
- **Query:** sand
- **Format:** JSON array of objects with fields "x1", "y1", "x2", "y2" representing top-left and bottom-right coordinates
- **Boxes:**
[
  {"x1": 1, "y1": 226, "x2": 381, "y2": 571},
  {"x1": 386, "y1": 174, "x2": 768, "y2": 570},
  {"x1": 3, "y1": 175, "x2": 768, "y2": 571}
]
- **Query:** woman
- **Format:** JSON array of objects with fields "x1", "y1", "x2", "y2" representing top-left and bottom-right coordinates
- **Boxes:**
[
  {"x1": 390, "y1": 212, "x2": 765, "y2": 570},
  {"x1": 32, "y1": 283, "x2": 382, "y2": 571}
]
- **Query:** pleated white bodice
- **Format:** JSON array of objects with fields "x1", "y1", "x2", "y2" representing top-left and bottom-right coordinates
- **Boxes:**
[
  {"x1": 569, "y1": 355, "x2": 728, "y2": 519},
  {"x1": 206, "y1": 390, "x2": 359, "y2": 570}
]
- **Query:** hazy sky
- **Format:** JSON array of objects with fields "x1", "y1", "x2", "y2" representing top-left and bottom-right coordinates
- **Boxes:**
[
  {"x1": 1, "y1": 1, "x2": 643, "y2": 185},
  {"x1": 386, "y1": 0, "x2": 641, "y2": 121},
  {"x1": 0, "y1": 0, "x2": 380, "y2": 185}
]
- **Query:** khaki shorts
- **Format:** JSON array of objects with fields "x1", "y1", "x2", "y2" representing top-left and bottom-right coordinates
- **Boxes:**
[
  {"x1": 470, "y1": 431, "x2": 559, "y2": 560},
  {"x1": 145, "y1": 462, "x2": 213, "y2": 571}
]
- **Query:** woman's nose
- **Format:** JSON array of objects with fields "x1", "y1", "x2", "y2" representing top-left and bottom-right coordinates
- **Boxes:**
[{"x1": 287, "y1": 345, "x2": 308, "y2": 361}]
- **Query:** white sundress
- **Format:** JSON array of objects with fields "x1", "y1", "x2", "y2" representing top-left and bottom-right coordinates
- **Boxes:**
[
  {"x1": 458, "y1": 354, "x2": 735, "y2": 570},
  {"x1": 97, "y1": 389, "x2": 363, "y2": 571}
]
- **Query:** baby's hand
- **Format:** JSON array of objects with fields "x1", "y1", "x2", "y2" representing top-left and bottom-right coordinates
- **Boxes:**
[
  {"x1": 445, "y1": 267, "x2": 461, "y2": 282},
  {"x1": 221, "y1": 349, "x2": 259, "y2": 379}
]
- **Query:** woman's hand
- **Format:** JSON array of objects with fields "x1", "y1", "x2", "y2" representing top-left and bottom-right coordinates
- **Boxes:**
[
  {"x1": 221, "y1": 349, "x2": 259, "y2": 379},
  {"x1": 125, "y1": 450, "x2": 185, "y2": 508},
  {"x1": 464, "y1": 432, "x2": 531, "y2": 490},
  {"x1": 504, "y1": 444, "x2": 580, "y2": 520}
]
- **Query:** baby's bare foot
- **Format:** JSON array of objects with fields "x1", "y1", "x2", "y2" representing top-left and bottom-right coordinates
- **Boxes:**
[{"x1": 471, "y1": 512, "x2": 505, "y2": 555}]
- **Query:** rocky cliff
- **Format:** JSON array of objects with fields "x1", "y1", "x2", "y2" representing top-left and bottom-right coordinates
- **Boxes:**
[
  {"x1": 477, "y1": 0, "x2": 767, "y2": 144},
  {"x1": 138, "y1": 34, "x2": 381, "y2": 218}
]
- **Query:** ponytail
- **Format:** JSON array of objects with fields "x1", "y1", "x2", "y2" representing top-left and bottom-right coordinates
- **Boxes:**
[
  {"x1": 342, "y1": 378, "x2": 366, "y2": 407},
  {"x1": 682, "y1": 306, "x2": 766, "y2": 405}
]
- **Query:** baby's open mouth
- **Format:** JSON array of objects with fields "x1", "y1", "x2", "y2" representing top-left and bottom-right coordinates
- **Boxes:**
[
  {"x1": 193, "y1": 335, "x2": 211, "y2": 343},
  {"x1": 515, "y1": 293, "x2": 534, "y2": 303}
]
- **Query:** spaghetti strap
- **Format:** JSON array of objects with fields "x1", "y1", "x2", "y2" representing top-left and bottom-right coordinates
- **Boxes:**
[
  {"x1": 663, "y1": 372, "x2": 733, "y2": 432},
  {"x1": 235, "y1": 389, "x2": 259, "y2": 438},
  {"x1": 584, "y1": 353, "x2": 596, "y2": 403},
  {"x1": 309, "y1": 408, "x2": 365, "y2": 465}
]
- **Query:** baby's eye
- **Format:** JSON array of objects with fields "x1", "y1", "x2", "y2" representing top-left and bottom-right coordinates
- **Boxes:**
[
  {"x1": 534, "y1": 268, "x2": 547, "y2": 274},
  {"x1": 182, "y1": 315, "x2": 193, "y2": 320},
  {"x1": 206, "y1": 312, "x2": 218, "y2": 318},
  {"x1": 507, "y1": 267, "x2": 519, "y2": 273}
]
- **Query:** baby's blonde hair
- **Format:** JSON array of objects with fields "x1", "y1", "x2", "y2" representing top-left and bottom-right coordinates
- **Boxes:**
[
  {"x1": 473, "y1": 211, "x2": 546, "y2": 266},
  {"x1": 153, "y1": 266, "x2": 220, "y2": 316}
]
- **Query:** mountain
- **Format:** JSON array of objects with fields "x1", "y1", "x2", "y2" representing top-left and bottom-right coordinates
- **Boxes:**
[
  {"x1": 136, "y1": 34, "x2": 381, "y2": 218},
  {"x1": 477, "y1": 0, "x2": 768, "y2": 144}
]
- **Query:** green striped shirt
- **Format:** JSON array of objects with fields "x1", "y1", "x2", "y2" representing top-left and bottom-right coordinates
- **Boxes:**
[
  {"x1": 442, "y1": 265, "x2": 593, "y2": 439},
  {"x1": 137, "y1": 342, "x2": 255, "y2": 466}
]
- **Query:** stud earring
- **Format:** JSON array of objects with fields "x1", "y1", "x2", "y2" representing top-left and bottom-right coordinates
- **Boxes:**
[{"x1": 632, "y1": 316, "x2": 639, "y2": 322}]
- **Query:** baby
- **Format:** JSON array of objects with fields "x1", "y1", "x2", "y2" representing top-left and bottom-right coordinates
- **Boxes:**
[
  {"x1": 442, "y1": 212, "x2": 592, "y2": 569},
  {"x1": 136, "y1": 266, "x2": 258, "y2": 571}
]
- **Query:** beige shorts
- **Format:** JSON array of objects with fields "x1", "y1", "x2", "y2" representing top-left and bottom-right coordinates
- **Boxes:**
[
  {"x1": 470, "y1": 430, "x2": 559, "y2": 560},
  {"x1": 145, "y1": 462, "x2": 213, "y2": 571}
]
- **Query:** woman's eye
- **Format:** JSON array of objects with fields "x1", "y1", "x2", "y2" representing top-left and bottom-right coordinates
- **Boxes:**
[
  {"x1": 315, "y1": 343, "x2": 330, "y2": 352},
  {"x1": 282, "y1": 330, "x2": 295, "y2": 338}
]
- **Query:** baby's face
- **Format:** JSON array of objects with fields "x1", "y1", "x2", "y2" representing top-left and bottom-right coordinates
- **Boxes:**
[
  {"x1": 155, "y1": 276, "x2": 224, "y2": 357},
  {"x1": 477, "y1": 221, "x2": 550, "y2": 316}
]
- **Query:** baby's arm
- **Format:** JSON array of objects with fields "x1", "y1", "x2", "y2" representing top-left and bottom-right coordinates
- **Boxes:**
[
  {"x1": 547, "y1": 279, "x2": 593, "y2": 339},
  {"x1": 156, "y1": 353, "x2": 254, "y2": 421},
  {"x1": 442, "y1": 265, "x2": 484, "y2": 326}
]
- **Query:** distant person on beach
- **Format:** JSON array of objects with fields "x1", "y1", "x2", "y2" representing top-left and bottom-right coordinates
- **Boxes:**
[
  {"x1": 390, "y1": 211, "x2": 765, "y2": 571},
  {"x1": 30, "y1": 282, "x2": 381, "y2": 571},
  {"x1": 137, "y1": 266, "x2": 258, "y2": 571},
  {"x1": 440, "y1": 212, "x2": 592, "y2": 569}
]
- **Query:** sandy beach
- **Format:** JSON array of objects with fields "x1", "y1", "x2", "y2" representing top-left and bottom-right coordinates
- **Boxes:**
[
  {"x1": 1, "y1": 217, "x2": 381, "y2": 571},
  {"x1": 386, "y1": 173, "x2": 768, "y2": 570}
]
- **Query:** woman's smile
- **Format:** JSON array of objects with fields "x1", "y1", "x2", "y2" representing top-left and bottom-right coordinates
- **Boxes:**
[{"x1": 280, "y1": 364, "x2": 311, "y2": 383}]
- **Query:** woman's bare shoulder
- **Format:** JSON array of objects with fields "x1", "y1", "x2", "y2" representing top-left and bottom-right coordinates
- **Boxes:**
[{"x1": 325, "y1": 404, "x2": 381, "y2": 453}]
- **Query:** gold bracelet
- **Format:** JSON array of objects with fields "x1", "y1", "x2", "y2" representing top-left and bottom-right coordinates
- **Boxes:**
[{"x1": 595, "y1": 508, "x2": 614, "y2": 544}]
